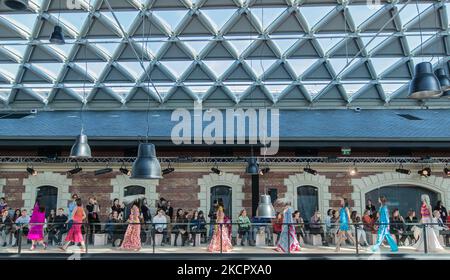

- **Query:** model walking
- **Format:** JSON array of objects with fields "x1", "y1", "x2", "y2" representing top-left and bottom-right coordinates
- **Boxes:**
[
  {"x1": 335, "y1": 198, "x2": 356, "y2": 252},
  {"x1": 28, "y1": 195, "x2": 47, "y2": 250},
  {"x1": 415, "y1": 194, "x2": 444, "y2": 252},
  {"x1": 275, "y1": 199, "x2": 301, "y2": 253},
  {"x1": 120, "y1": 201, "x2": 141, "y2": 251},
  {"x1": 208, "y1": 205, "x2": 232, "y2": 252},
  {"x1": 371, "y1": 196, "x2": 398, "y2": 252},
  {"x1": 60, "y1": 198, "x2": 86, "y2": 252}
]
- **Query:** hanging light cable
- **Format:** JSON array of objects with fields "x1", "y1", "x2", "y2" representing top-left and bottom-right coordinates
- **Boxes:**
[{"x1": 49, "y1": 0, "x2": 65, "y2": 44}]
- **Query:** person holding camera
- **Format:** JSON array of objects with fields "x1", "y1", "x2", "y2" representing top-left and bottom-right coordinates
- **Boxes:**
[{"x1": 86, "y1": 197, "x2": 101, "y2": 245}]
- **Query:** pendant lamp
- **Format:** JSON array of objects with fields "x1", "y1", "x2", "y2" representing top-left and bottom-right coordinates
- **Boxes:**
[
  {"x1": 49, "y1": 25, "x2": 65, "y2": 45},
  {"x1": 70, "y1": 133, "x2": 92, "y2": 158},
  {"x1": 256, "y1": 194, "x2": 276, "y2": 218},
  {"x1": 4, "y1": 0, "x2": 28, "y2": 10},
  {"x1": 246, "y1": 157, "x2": 259, "y2": 175},
  {"x1": 130, "y1": 143, "x2": 162, "y2": 179},
  {"x1": 408, "y1": 62, "x2": 442, "y2": 99},
  {"x1": 435, "y1": 68, "x2": 450, "y2": 97}
]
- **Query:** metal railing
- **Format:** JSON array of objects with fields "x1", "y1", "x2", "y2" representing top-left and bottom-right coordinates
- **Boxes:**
[{"x1": 2, "y1": 221, "x2": 449, "y2": 254}]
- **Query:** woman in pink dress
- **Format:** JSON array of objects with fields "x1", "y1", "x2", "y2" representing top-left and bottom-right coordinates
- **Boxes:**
[
  {"x1": 120, "y1": 201, "x2": 141, "y2": 251},
  {"x1": 60, "y1": 198, "x2": 86, "y2": 252},
  {"x1": 28, "y1": 196, "x2": 47, "y2": 250},
  {"x1": 208, "y1": 206, "x2": 233, "y2": 252}
]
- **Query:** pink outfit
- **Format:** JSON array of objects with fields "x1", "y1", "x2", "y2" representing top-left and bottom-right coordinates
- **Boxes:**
[
  {"x1": 121, "y1": 205, "x2": 141, "y2": 250},
  {"x1": 65, "y1": 206, "x2": 84, "y2": 243},
  {"x1": 28, "y1": 203, "x2": 45, "y2": 241},
  {"x1": 208, "y1": 207, "x2": 233, "y2": 252}
]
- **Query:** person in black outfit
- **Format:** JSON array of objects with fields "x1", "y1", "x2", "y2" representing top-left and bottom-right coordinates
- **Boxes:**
[
  {"x1": 48, "y1": 208, "x2": 68, "y2": 246},
  {"x1": 111, "y1": 210, "x2": 125, "y2": 247},
  {"x1": 86, "y1": 197, "x2": 101, "y2": 245},
  {"x1": 208, "y1": 199, "x2": 218, "y2": 240},
  {"x1": 390, "y1": 208, "x2": 405, "y2": 246},
  {"x1": 0, "y1": 209, "x2": 13, "y2": 246},
  {"x1": 173, "y1": 209, "x2": 188, "y2": 246},
  {"x1": 366, "y1": 199, "x2": 376, "y2": 218},
  {"x1": 141, "y1": 198, "x2": 151, "y2": 223},
  {"x1": 165, "y1": 201, "x2": 174, "y2": 220},
  {"x1": 403, "y1": 209, "x2": 418, "y2": 245},
  {"x1": 111, "y1": 198, "x2": 124, "y2": 216}
]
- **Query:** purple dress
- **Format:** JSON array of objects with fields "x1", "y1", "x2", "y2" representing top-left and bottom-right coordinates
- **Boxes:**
[{"x1": 28, "y1": 203, "x2": 45, "y2": 241}]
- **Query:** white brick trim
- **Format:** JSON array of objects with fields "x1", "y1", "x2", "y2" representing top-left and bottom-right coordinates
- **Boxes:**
[
  {"x1": 284, "y1": 173, "x2": 331, "y2": 215},
  {"x1": 197, "y1": 172, "x2": 245, "y2": 221},
  {"x1": 110, "y1": 175, "x2": 158, "y2": 210},
  {"x1": 352, "y1": 172, "x2": 450, "y2": 214},
  {"x1": 22, "y1": 172, "x2": 72, "y2": 212}
]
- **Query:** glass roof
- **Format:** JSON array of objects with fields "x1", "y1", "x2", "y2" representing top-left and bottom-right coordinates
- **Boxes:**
[{"x1": 0, "y1": 0, "x2": 449, "y2": 109}]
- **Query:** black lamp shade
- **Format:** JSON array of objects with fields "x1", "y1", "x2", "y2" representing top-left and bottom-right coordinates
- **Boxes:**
[
  {"x1": 49, "y1": 25, "x2": 65, "y2": 45},
  {"x1": 408, "y1": 62, "x2": 442, "y2": 99},
  {"x1": 4, "y1": 0, "x2": 28, "y2": 10},
  {"x1": 435, "y1": 68, "x2": 450, "y2": 96},
  {"x1": 70, "y1": 134, "x2": 92, "y2": 158},
  {"x1": 246, "y1": 158, "x2": 259, "y2": 175},
  {"x1": 130, "y1": 143, "x2": 162, "y2": 179}
]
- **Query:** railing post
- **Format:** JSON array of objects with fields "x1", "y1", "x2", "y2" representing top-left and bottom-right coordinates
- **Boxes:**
[
  {"x1": 423, "y1": 223, "x2": 428, "y2": 254},
  {"x1": 84, "y1": 222, "x2": 88, "y2": 254},
  {"x1": 288, "y1": 222, "x2": 290, "y2": 254},
  {"x1": 17, "y1": 227, "x2": 22, "y2": 254},
  {"x1": 220, "y1": 223, "x2": 223, "y2": 254},
  {"x1": 152, "y1": 223, "x2": 155, "y2": 254},
  {"x1": 355, "y1": 222, "x2": 359, "y2": 255}
]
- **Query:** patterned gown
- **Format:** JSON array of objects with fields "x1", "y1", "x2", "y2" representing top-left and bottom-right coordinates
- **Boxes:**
[
  {"x1": 208, "y1": 206, "x2": 233, "y2": 252},
  {"x1": 28, "y1": 203, "x2": 45, "y2": 241},
  {"x1": 276, "y1": 207, "x2": 301, "y2": 253},
  {"x1": 120, "y1": 205, "x2": 141, "y2": 250}
]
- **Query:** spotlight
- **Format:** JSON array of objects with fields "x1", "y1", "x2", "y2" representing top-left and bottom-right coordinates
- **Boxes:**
[
  {"x1": 49, "y1": 25, "x2": 65, "y2": 45},
  {"x1": 418, "y1": 167, "x2": 431, "y2": 177},
  {"x1": 4, "y1": 0, "x2": 28, "y2": 10},
  {"x1": 67, "y1": 164, "x2": 82, "y2": 175},
  {"x1": 259, "y1": 167, "x2": 270, "y2": 176},
  {"x1": 348, "y1": 166, "x2": 358, "y2": 176},
  {"x1": 444, "y1": 167, "x2": 450, "y2": 177},
  {"x1": 211, "y1": 167, "x2": 223, "y2": 176},
  {"x1": 119, "y1": 167, "x2": 131, "y2": 176},
  {"x1": 303, "y1": 163, "x2": 317, "y2": 175},
  {"x1": 94, "y1": 168, "x2": 113, "y2": 176},
  {"x1": 26, "y1": 167, "x2": 37, "y2": 176},
  {"x1": 395, "y1": 168, "x2": 411, "y2": 175},
  {"x1": 162, "y1": 167, "x2": 175, "y2": 175}
]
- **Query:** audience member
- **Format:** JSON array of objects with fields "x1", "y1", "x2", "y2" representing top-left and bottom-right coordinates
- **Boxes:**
[{"x1": 237, "y1": 209, "x2": 251, "y2": 246}]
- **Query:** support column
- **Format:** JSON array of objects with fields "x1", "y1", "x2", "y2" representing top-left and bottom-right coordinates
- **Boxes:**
[{"x1": 251, "y1": 174, "x2": 259, "y2": 217}]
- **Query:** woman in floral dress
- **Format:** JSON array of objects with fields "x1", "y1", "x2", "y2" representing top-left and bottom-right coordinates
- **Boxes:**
[
  {"x1": 208, "y1": 206, "x2": 232, "y2": 252},
  {"x1": 120, "y1": 201, "x2": 141, "y2": 251}
]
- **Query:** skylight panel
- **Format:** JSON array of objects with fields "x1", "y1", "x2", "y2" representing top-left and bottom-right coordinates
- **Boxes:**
[
  {"x1": 92, "y1": 42, "x2": 121, "y2": 57},
  {"x1": 380, "y1": 82, "x2": 405, "y2": 97},
  {"x1": 56, "y1": 12, "x2": 89, "y2": 33},
  {"x1": 102, "y1": 11, "x2": 139, "y2": 33},
  {"x1": 1, "y1": 14, "x2": 36, "y2": 35},
  {"x1": 225, "y1": 84, "x2": 250, "y2": 96},
  {"x1": 302, "y1": 83, "x2": 328, "y2": 99},
  {"x1": 360, "y1": 34, "x2": 388, "y2": 53},
  {"x1": 47, "y1": 43, "x2": 73, "y2": 58},
  {"x1": 328, "y1": 58, "x2": 359, "y2": 76},
  {"x1": 2, "y1": 42, "x2": 27, "y2": 60},
  {"x1": 406, "y1": 34, "x2": 433, "y2": 52},
  {"x1": 341, "y1": 83, "x2": 366, "y2": 98},
  {"x1": 0, "y1": 64, "x2": 20, "y2": 81},
  {"x1": 153, "y1": 10, "x2": 189, "y2": 32},
  {"x1": 136, "y1": 41, "x2": 164, "y2": 56},
  {"x1": 203, "y1": 60, "x2": 234, "y2": 77},
  {"x1": 370, "y1": 57, "x2": 401, "y2": 75},
  {"x1": 159, "y1": 61, "x2": 192, "y2": 79},
  {"x1": 271, "y1": 39, "x2": 297, "y2": 54},
  {"x1": 32, "y1": 63, "x2": 64, "y2": 81},
  {"x1": 117, "y1": 62, "x2": 149, "y2": 80},
  {"x1": 249, "y1": 7, "x2": 285, "y2": 30},
  {"x1": 300, "y1": 6, "x2": 334, "y2": 29},
  {"x1": 74, "y1": 62, "x2": 107, "y2": 80},
  {"x1": 316, "y1": 36, "x2": 343, "y2": 54},
  {"x1": 229, "y1": 39, "x2": 254, "y2": 56},
  {"x1": 265, "y1": 84, "x2": 288, "y2": 96},
  {"x1": 245, "y1": 59, "x2": 276, "y2": 77},
  {"x1": 202, "y1": 9, "x2": 237, "y2": 31},
  {"x1": 0, "y1": 88, "x2": 11, "y2": 101},
  {"x1": 286, "y1": 58, "x2": 317, "y2": 77},
  {"x1": 185, "y1": 40, "x2": 209, "y2": 55},
  {"x1": 347, "y1": 5, "x2": 381, "y2": 28},
  {"x1": 398, "y1": 3, "x2": 432, "y2": 27}
]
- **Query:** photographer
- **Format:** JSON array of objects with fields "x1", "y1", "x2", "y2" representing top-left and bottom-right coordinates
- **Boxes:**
[{"x1": 86, "y1": 197, "x2": 101, "y2": 245}]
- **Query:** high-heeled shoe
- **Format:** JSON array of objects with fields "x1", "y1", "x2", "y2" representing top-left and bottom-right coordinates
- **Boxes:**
[{"x1": 30, "y1": 245, "x2": 36, "y2": 251}]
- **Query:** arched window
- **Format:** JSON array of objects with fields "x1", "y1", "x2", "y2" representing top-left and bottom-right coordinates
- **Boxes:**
[
  {"x1": 365, "y1": 185, "x2": 440, "y2": 217},
  {"x1": 297, "y1": 186, "x2": 319, "y2": 223},
  {"x1": 36, "y1": 186, "x2": 58, "y2": 216},
  {"x1": 210, "y1": 186, "x2": 232, "y2": 218},
  {"x1": 124, "y1": 185, "x2": 145, "y2": 197}
]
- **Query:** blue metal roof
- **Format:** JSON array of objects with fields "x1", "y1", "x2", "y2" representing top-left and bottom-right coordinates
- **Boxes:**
[{"x1": 0, "y1": 109, "x2": 449, "y2": 141}]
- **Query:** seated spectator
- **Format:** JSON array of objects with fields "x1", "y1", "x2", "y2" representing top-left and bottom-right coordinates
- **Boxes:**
[
  {"x1": 404, "y1": 209, "x2": 418, "y2": 245},
  {"x1": 110, "y1": 210, "x2": 125, "y2": 247},
  {"x1": 152, "y1": 208, "x2": 168, "y2": 245},
  {"x1": 251, "y1": 216, "x2": 271, "y2": 246},
  {"x1": 237, "y1": 209, "x2": 251, "y2": 246},
  {"x1": 325, "y1": 209, "x2": 334, "y2": 244},
  {"x1": 0, "y1": 209, "x2": 13, "y2": 246},
  {"x1": 111, "y1": 198, "x2": 124, "y2": 216},
  {"x1": 189, "y1": 210, "x2": 203, "y2": 245},
  {"x1": 390, "y1": 208, "x2": 405, "y2": 246},
  {"x1": 0, "y1": 198, "x2": 7, "y2": 213},
  {"x1": 354, "y1": 216, "x2": 369, "y2": 246},
  {"x1": 173, "y1": 209, "x2": 188, "y2": 246},
  {"x1": 432, "y1": 210, "x2": 448, "y2": 246},
  {"x1": 48, "y1": 208, "x2": 68, "y2": 246},
  {"x1": 272, "y1": 212, "x2": 283, "y2": 245},
  {"x1": 292, "y1": 210, "x2": 305, "y2": 244},
  {"x1": 309, "y1": 210, "x2": 328, "y2": 246},
  {"x1": 330, "y1": 209, "x2": 338, "y2": 239},
  {"x1": 13, "y1": 209, "x2": 30, "y2": 246}
]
